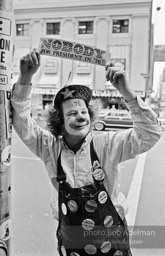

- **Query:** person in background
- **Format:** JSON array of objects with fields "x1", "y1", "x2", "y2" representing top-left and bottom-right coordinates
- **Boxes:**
[{"x1": 11, "y1": 49, "x2": 161, "y2": 256}]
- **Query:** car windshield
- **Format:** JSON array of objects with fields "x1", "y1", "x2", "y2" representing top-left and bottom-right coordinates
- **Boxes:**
[{"x1": 107, "y1": 112, "x2": 129, "y2": 117}]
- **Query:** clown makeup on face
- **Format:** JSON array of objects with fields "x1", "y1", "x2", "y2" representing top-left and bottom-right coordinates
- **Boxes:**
[{"x1": 62, "y1": 98, "x2": 91, "y2": 141}]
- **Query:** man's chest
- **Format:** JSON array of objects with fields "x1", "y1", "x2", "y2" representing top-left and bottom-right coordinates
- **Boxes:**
[{"x1": 60, "y1": 148, "x2": 94, "y2": 188}]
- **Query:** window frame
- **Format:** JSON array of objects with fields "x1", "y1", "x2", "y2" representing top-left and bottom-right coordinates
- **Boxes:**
[
  {"x1": 78, "y1": 20, "x2": 94, "y2": 35},
  {"x1": 46, "y1": 22, "x2": 61, "y2": 35},
  {"x1": 44, "y1": 58, "x2": 58, "y2": 74},
  {"x1": 16, "y1": 23, "x2": 29, "y2": 36},
  {"x1": 112, "y1": 19, "x2": 129, "y2": 34}
]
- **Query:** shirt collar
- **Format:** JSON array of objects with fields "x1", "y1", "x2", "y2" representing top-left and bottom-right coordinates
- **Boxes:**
[{"x1": 61, "y1": 132, "x2": 93, "y2": 152}]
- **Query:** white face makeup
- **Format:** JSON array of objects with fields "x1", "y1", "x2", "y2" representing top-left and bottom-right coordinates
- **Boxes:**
[{"x1": 62, "y1": 98, "x2": 91, "y2": 140}]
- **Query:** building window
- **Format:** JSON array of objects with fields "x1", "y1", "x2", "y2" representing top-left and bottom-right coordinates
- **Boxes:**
[
  {"x1": 46, "y1": 22, "x2": 60, "y2": 35},
  {"x1": 76, "y1": 62, "x2": 90, "y2": 73},
  {"x1": 16, "y1": 24, "x2": 29, "y2": 36},
  {"x1": 78, "y1": 21, "x2": 93, "y2": 34},
  {"x1": 112, "y1": 19, "x2": 129, "y2": 33},
  {"x1": 43, "y1": 95, "x2": 54, "y2": 108},
  {"x1": 44, "y1": 59, "x2": 58, "y2": 74}
]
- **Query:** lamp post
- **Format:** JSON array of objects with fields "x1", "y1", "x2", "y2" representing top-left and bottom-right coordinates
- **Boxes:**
[{"x1": 0, "y1": 0, "x2": 15, "y2": 255}]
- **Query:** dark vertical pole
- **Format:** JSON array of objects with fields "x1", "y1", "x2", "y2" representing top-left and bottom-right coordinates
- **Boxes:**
[{"x1": 0, "y1": 0, "x2": 14, "y2": 255}]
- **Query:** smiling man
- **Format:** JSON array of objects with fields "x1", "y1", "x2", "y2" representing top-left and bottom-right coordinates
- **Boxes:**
[
  {"x1": 62, "y1": 99, "x2": 90, "y2": 149},
  {"x1": 52, "y1": 84, "x2": 93, "y2": 153},
  {"x1": 11, "y1": 49, "x2": 161, "y2": 256}
]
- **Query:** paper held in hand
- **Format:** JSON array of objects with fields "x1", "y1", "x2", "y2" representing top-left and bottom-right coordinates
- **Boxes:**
[{"x1": 38, "y1": 37, "x2": 110, "y2": 66}]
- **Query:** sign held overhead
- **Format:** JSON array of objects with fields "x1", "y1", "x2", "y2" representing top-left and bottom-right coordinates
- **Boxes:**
[{"x1": 39, "y1": 37, "x2": 110, "y2": 66}]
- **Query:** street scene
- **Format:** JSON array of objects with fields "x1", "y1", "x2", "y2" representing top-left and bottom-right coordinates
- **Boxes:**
[{"x1": 1, "y1": 0, "x2": 165, "y2": 256}]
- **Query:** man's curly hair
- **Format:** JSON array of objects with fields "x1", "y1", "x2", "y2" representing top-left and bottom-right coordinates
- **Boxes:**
[{"x1": 46, "y1": 99, "x2": 102, "y2": 138}]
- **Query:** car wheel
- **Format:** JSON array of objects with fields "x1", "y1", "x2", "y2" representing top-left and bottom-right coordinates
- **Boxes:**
[{"x1": 94, "y1": 122, "x2": 105, "y2": 131}]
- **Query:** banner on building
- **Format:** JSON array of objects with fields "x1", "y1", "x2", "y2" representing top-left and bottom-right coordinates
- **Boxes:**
[
  {"x1": 0, "y1": 10, "x2": 15, "y2": 91},
  {"x1": 39, "y1": 37, "x2": 110, "y2": 66}
]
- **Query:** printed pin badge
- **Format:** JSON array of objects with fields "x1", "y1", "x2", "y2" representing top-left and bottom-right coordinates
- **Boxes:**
[
  {"x1": 0, "y1": 219, "x2": 11, "y2": 241},
  {"x1": 1, "y1": 145, "x2": 11, "y2": 166}
]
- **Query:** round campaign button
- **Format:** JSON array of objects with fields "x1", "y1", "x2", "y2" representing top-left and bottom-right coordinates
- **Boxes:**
[
  {"x1": 0, "y1": 219, "x2": 11, "y2": 240},
  {"x1": 61, "y1": 203, "x2": 67, "y2": 215},
  {"x1": 103, "y1": 215, "x2": 113, "y2": 228},
  {"x1": 84, "y1": 244, "x2": 97, "y2": 255},
  {"x1": 85, "y1": 200, "x2": 98, "y2": 213},
  {"x1": 98, "y1": 191, "x2": 107, "y2": 204},
  {"x1": 70, "y1": 252, "x2": 80, "y2": 256},
  {"x1": 113, "y1": 250, "x2": 123, "y2": 256},
  {"x1": 82, "y1": 219, "x2": 95, "y2": 231},
  {"x1": 68, "y1": 200, "x2": 78, "y2": 213},
  {"x1": 100, "y1": 240, "x2": 111, "y2": 253},
  {"x1": 92, "y1": 168, "x2": 105, "y2": 181},
  {"x1": 61, "y1": 245, "x2": 67, "y2": 256},
  {"x1": 1, "y1": 145, "x2": 11, "y2": 166}
]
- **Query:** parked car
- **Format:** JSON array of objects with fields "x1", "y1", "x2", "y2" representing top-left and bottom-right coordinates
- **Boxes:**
[{"x1": 94, "y1": 109, "x2": 133, "y2": 131}]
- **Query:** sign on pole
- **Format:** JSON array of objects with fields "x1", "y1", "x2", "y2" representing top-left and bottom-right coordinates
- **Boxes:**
[{"x1": 0, "y1": 1, "x2": 15, "y2": 255}]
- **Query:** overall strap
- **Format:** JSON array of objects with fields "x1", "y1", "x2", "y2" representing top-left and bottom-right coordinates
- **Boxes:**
[
  {"x1": 90, "y1": 136, "x2": 100, "y2": 164},
  {"x1": 56, "y1": 151, "x2": 66, "y2": 183},
  {"x1": 90, "y1": 137, "x2": 105, "y2": 186},
  {"x1": 57, "y1": 137, "x2": 101, "y2": 183}
]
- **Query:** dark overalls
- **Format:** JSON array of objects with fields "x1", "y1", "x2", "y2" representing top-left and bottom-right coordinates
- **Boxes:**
[{"x1": 56, "y1": 139, "x2": 132, "y2": 256}]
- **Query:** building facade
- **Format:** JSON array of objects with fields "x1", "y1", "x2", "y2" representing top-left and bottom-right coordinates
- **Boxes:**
[
  {"x1": 13, "y1": 0, "x2": 153, "y2": 109},
  {"x1": 154, "y1": 68, "x2": 165, "y2": 117}
]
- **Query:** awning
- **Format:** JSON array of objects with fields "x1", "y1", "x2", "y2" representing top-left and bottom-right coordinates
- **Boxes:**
[
  {"x1": 32, "y1": 88, "x2": 59, "y2": 95},
  {"x1": 92, "y1": 90, "x2": 122, "y2": 97}
]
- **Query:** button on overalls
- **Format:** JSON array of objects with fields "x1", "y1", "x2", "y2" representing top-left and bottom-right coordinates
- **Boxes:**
[{"x1": 56, "y1": 139, "x2": 132, "y2": 256}]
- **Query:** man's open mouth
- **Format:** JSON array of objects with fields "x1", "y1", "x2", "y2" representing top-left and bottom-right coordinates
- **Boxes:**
[
  {"x1": 75, "y1": 124, "x2": 87, "y2": 129},
  {"x1": 72, "y1": 123, "x2": 87, "y2": 129}
]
